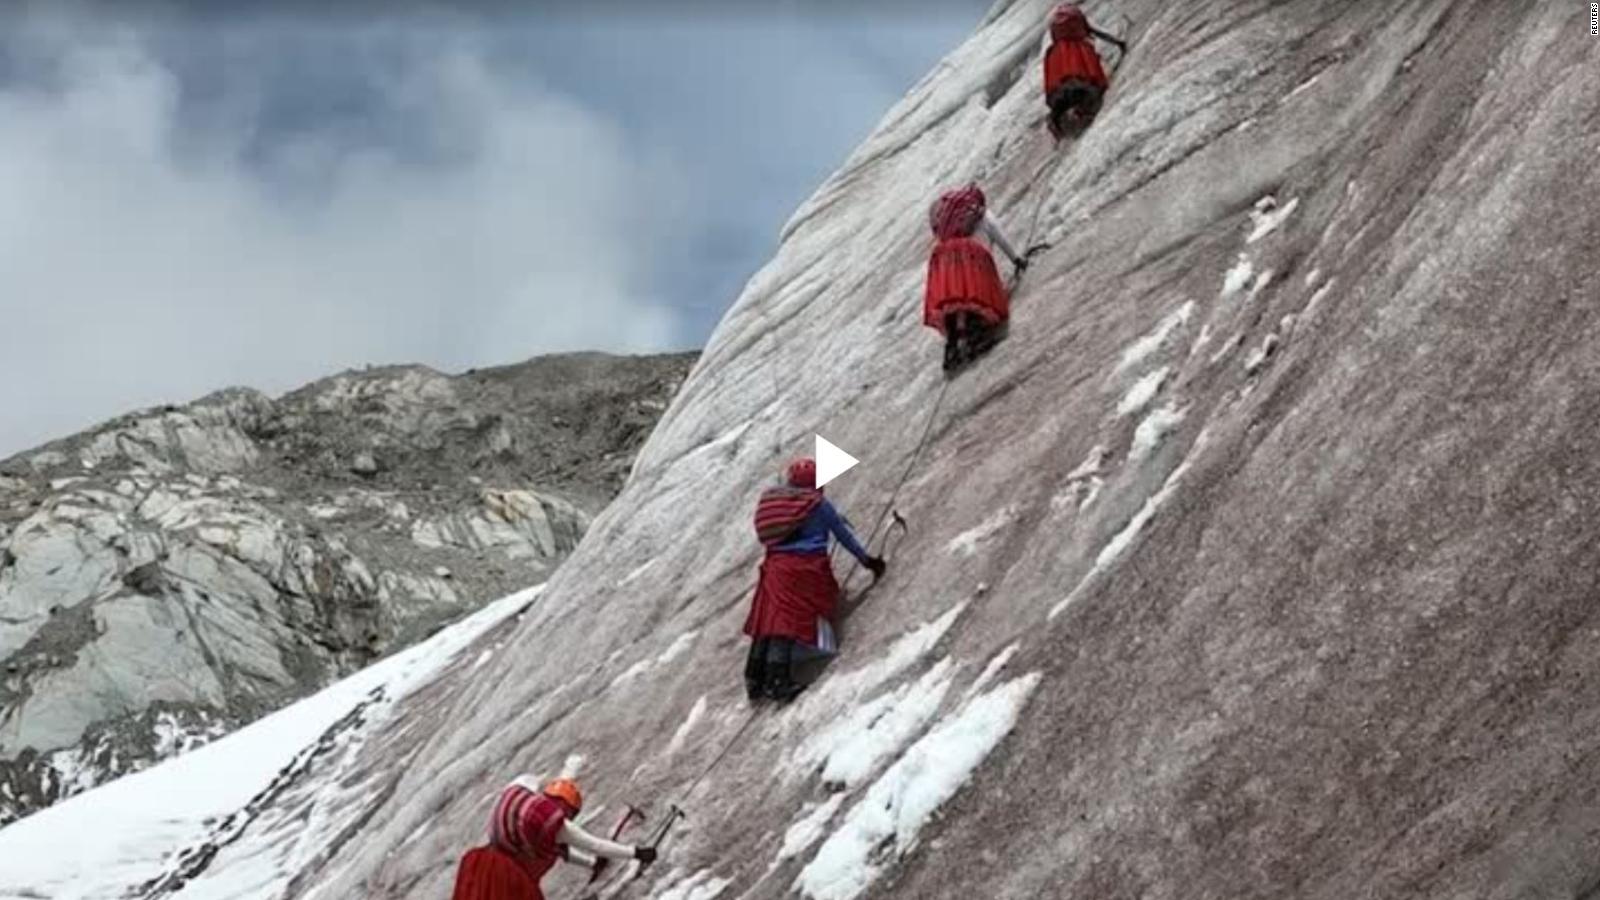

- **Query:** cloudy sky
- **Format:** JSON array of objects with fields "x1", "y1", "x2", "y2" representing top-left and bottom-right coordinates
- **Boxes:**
[{"x1": 0, "y1": 2, "x2": 985, "y2": 457}]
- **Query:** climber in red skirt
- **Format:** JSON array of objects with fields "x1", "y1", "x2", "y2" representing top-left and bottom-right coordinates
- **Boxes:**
[
  {"x1": 745, "y1": 457, "x2": 884, "y2": 702},
  {"x1": 451, "y1": 777, "x2": 655, "y2": 900},
  {"x1": 923, "y1": 183, "x2": 1029, "y2": 372},
  {"x1": 1043, "y1": 3, "x2": 1127, "y2": 138}
]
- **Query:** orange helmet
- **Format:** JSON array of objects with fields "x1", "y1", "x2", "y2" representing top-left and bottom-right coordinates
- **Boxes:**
[{"x1": 543, "y1": 778, "x2": 583, "y2": 813}]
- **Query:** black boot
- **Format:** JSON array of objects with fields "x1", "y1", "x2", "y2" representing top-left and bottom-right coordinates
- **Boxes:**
[
  {"x1": 763, "y1": 639, "x2": 804, "y2": 703},
  {"x1": 943, "y1": 336, "x2": 962, "y2": 372},
  {"x1": 944, "y1": 314, "x2": 975, "y2": 373},
  {"x1": 967, "y1": 320, "x2": 999, "y2": 360},
  {"x1": 942, "y1": 313, "x2": 964, "y2": 372},
  {"x1": 745, "y1": 639, "x2": 770, "y2": 702}
]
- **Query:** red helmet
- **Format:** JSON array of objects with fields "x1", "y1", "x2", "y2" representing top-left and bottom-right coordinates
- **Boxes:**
[
  {"x1": 787, "y1": 458, "x2": 817, "y2": 489},
  {"x1": 1050, "y1": 3, "x2": 1090, "y2": 41},
  {"x1": 929, "y1": 184, "x2": 987, "y2": 239}
]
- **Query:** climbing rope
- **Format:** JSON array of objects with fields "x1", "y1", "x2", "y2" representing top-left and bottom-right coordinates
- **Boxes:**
[
  {"x1": 835, "y1": 376, "x2": 952, "y2": 594},
  {"x1": 677, "y1": 708, "x2": 761, "y2": 807}
]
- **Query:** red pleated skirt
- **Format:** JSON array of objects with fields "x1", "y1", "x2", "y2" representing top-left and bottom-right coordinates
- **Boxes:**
[
  {"x1": 744, "y1": 551, "x2": 839, "y2": 646},
  {"x1": 452, "y1": 846, "x2": 544, "y2": 900},
  {"x1": 924, "y1": 236, "x2": 1008, "y2": 334},
  {"x1": 1044, "y1": 39, "x2": 1108, "y2": 95}
]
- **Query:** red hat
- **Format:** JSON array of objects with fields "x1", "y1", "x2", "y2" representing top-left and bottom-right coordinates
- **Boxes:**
[
  {"x1": 1050, "y1": 3, "x2": 1090, "y2": 41},
  {"x1": 929, "y1": 183, "x2": 987, "y2": 239},
  {"x1": 787, "y1": 458, "x2": 817, "y2": 489}
]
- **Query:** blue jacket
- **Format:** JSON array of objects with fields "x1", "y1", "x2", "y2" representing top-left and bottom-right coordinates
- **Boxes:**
[{"x1": 774, "y1": 498, "x2": 871, "y2": 561}]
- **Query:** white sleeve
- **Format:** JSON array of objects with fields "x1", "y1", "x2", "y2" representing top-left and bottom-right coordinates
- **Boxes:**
[
  {"x1": 980, "y1": 212, "x2": 1020, "y2": 263},
  {"x1": 560, "y1": 820, "x2": 637, "y2": 861},
  {"x1": 565, "y1": 847, "x2": 598, "y2": 868}
]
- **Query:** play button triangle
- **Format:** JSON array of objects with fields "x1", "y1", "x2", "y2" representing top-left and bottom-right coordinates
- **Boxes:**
[{"x1": 814, "y1": 434, "x2": 859, "y2": 489}]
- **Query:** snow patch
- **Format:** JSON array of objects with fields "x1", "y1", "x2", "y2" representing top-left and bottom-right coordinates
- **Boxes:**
[
  {"x1": 1245, "y1": 333, "x2": 1281, "y2": 375},
  {"x1": 1249, "y1": 269, "x2": 1275, "y2": 299},
  {"x1": 151, "y1": 712, "x2": 228, "y2": 760},
  {"x1": 612, "y1": 657, "x2": 654, "y2": 688},
  {"x1": 1116, "y1": 302, "x2": 1194, "y2": 373},
  {"x1": 1054, "y1": 446, "x2": 1108, "y2": 515},
  {"x1": 1285, "y1": 73, "x2": 1321, "y2": 100},
  {"x1": 1097, "y1": 461, "x2": 1190, "y2": 570},
  {"x1": 795, "y1": 673, "x2": 1042, "y2": 900},
  {"x1": 1079, "y1": 480, "x2": 1104, "y2": 509},
  {"x1": 45, "y1": 747, "x2": 101, "y2": 799},
  {"x1": 793, "y1": 660, "x2": 957, "y2": 789},
  {"x1": 1067, "y1": 445, "x2": 1107, "y2": 482},
  {"x1": 778, "y1": 795, "x2": 846, "y2": 862},
  {"x1": 667, "y1": 696, "x2": 709, "y2": 757},
  {"x1": 1305, "y1": 280, "x2": 1335, "y2": 317},
  {"x1": 1221, "y1": 255, "x2": 1254, "y2": 297},
  {"x1": 1050, "y1": 445, "x2": 1201, "y2": 620},
  {"x1": 1131, "y1": 404, "x2": 1186, "y2": 462},
  {"x1": 793, "y1": 604, "x2": 965, "y2": 722},
  {"x1": 1117, "y1": 367, "x2": 1170, "y2": 417},
  {"x1": 965, "y1": 643, "x2": 1020, "y2": 700},
  {"x1": 1247, "y1": 196, "x2": 1299, "y2": 243},
  {"x1": 1209, "y1": 332, "x2": 1243, "y2": 364},
  {"x1": 945, "y1": 507, "x2": 1013, "y2": 557},
  {"x1": 658, "y1": 630, "x2": 699, "y2": 665}
]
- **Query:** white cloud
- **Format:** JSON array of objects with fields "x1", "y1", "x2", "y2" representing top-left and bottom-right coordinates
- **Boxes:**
[{"x1": 0, "y1": 14, "x2": 693, "y2": 456}]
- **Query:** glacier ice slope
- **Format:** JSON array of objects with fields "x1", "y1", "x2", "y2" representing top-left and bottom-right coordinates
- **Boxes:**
[
  {"x1": 278, "y1": 3, "x2": 1600, "y2": 898},
  {"x1": 17, "y1": 0, "x2": 1600, "y2": 898}
]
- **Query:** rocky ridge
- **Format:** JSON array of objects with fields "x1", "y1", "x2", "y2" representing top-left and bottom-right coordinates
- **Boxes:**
[{"x1": 0, "y1": 351, "x2": 695, "y2": 823}]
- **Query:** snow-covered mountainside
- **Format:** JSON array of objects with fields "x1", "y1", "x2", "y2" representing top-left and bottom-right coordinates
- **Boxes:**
[
  {"x1": 5, "y1": 1, "x2": 1599, "y2": 898},
  {"x1": 0, "y1": 352, "x2": 694, "y2": 823},
  {"x1": 0, "y1": 586, "x2": 542, "y2": 900}
]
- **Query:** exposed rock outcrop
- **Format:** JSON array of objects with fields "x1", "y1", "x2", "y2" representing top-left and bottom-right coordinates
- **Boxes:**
[{"x1": 0, "y1": 352, "x2": 695, "y2": 823}]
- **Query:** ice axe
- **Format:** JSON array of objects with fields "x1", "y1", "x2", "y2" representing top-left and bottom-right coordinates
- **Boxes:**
[
  {"x1": 644, "y1": 803, "x2": 687, "y2": 852},
  {"x1": 882, "y1": 510, "x2": 910, "y2": 560},
  {"x1": 586, "y1": 804, "x2": 684, "y2": 897},
  {"x1": 584, "y1": 804, "x2": 644, "y2": 886}
]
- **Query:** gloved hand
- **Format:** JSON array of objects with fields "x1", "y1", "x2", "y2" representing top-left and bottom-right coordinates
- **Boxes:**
[
  {"x1": 1012, "y1": 256, "x2": 1029, "y2": 274},
  {"x1": 591, "y1": 858, "x2": 610, "y2": 879},
  {"x1": 635, "y1": 845, "x2": 658, "y2": 866},
  {"x1": 865, "y1": 556, "x2": 887, "y2": 579}
]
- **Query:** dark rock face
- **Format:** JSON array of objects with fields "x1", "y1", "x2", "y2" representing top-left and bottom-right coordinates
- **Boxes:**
[{"x1": 0, "y1": 351, "x2": 695, "y2": 823}]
